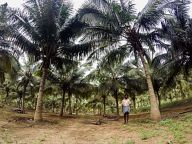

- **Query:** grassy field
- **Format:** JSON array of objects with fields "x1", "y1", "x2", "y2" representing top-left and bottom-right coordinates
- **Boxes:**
[{"x1": 0, "y1": 100, "x2": 192, "y2": 144}]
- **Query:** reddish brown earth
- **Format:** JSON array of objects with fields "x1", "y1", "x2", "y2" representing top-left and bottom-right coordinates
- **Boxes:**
[{"x1": 0, "y1": 103, "x2": 192, "y2": 144}]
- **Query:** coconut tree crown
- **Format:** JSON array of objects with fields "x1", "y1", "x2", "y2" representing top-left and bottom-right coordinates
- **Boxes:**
[{"x1": 10, "y1": 0, "x2": 90, "y2": 68}]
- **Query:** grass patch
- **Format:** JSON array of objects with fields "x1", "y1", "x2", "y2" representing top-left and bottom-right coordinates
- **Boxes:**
[
  {"x1": 110, "y1": 137, "x2": 118, "y2": 144},
  {"x1": 137, "y1": 97, "x2": 192, "y2": 113},
  {"x1": 126, "y1": 139, "x2": 135, "y2": 144},
  {"x1": 140, "y1": 129, "x2": 158, "y2": 140},
  {"x1": 33, "y1": 134, "x2": 47, "y2": 144},
  {"x1": 109, "y1": 138, "x2": 135, "y2": 144},
  {"x1": 159, "y1": 116, "x2": 192, "y2": 144},
  {"x1": 161, "y1": 97, "x2": 192, "y2": 110},
  {"x1": 160, "y1": 119, "x2": 184, "y2": 140},
  {"x1": 1, "y1": 129, "x2": 14, "y2": 144}
]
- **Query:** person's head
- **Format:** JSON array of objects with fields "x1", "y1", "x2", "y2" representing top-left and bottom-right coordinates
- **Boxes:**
[{"x1": 124, "y1": 95, "x2": 128, "y2": 99}]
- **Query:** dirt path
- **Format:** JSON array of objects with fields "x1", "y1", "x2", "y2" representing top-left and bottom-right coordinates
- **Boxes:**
[
  {"x1": 0, "y1": 104, "x2": 192, "y2": 144},
  {"x1": 0, "y1": 117, "x2": 172, "y2": 144}
]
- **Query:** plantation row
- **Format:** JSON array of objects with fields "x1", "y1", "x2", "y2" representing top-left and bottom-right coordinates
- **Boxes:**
[{"x1": 0, "y1": 0, "x2": 192, "y2": 121}]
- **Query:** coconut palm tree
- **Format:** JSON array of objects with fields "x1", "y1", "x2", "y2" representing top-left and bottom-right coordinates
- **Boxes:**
[
  {"x1": 97, "y1": 82, "x2": 110, "y2": 116},
  {"x1": 9, "y1": 0, "x2": 93, "y2": 121},
  {"x1": 86, "y1": 63, "x2": 123, "y2": 116},
  {"x1": 48, "y1": 63, "x2": 93, "y2": 116},
  {"x1": 121, "y1": 69, "x2": 148, "y2": 110},
  {"x1": 17, "y1": 56, "x2": 37, "y2": 113},
  {"x1": 78, "y1": 0, "x2": 177, "y2": 120},
  {"x1": 0, "y1": 49, "x2": 20, "y2": 83},
  {"x1": 0, "y1": 3, "x2": 8, "y2": 48},
  {"x1": 0, "y1": 3, "x2": 20, "y2": 83},
  {"x1": 147, "y1": 0, "x2": 192, "y2": 105},
  {"x1": 155, "y1": 0, "x2": 192, "y2": 80},
  {"x1": 48, "y1": 64, "x2": 78, "y2": 116},
  {"x1": 85, "y1": 55, "x2": 146, "y2": 116}
]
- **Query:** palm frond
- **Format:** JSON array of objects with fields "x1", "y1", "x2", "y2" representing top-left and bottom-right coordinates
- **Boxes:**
[
  {"x1": 51, "y1": 56, "x2": 78, "y2": 70},
  {"x1": 11, "y1": 10, "x2": 41, "y2": 41},
  {"x1": 87, "y1": 0, "x2": 111, "y2": 11},
  {"x1": 11, "y1": 29, "x2": 40, "y2": 57},
  {"x1": 99, "y1": 44, "x2": 130, "y2": 68},
  {"x1": 135, "y1": 0, "x2": 176, "y2": 31},
  {"x1": 60, "y1": 41, "x2": 96, "y2": 59},
  {"x1": 60, "y1": 16, "x2": 88, "y2": 43},
  {"x1": 0, "y1": 49, "x2": 20, "y2": 82}
]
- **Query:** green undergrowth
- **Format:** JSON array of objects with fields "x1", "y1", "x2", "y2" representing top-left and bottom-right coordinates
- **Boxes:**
[
  {"x1": 137, "y1": 97, "x2": 192, "y2": 112},
  {"x1": 159, "y1": 113, "x2": 192, "y2": 144},
  {"x1": 121, "y1": 113, "x2": 192, "y2": 144}
]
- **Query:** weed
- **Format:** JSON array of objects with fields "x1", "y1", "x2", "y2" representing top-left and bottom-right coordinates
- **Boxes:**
[
  {"x1": 126, "y1": 139, "x2": 135, "y2": 144},
  {"x1": 33, "y1": 134, "x2": 47, "y2": 144},
  {"x1": 160, "y1": 118, "x2": 186, "y2": 143},
  {"x1": 2, "y1": 129, "x2": 13, "y2": 144},
  {"x1": 140, "y1": 130, "x2": 156, "y2": 140},
  {"x1": 110, "y1": 137, "x2": 119, "y2": 144}
]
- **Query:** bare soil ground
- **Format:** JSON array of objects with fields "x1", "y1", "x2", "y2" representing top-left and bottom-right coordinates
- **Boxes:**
[{"x1": 0, "y1": 101, "x2": 192, "y2": 144}]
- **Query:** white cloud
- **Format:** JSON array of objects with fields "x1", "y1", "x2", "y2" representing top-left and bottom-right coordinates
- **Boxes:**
[
  {"x1": 0, "y1": 0, "x2": 24, "y2": 8},
  {"x1": 0, "y1": 0, "x2": 191, "y2": 16},
  {"x1": 0, "y1": 0, "x2": 148, "y2": 12}
]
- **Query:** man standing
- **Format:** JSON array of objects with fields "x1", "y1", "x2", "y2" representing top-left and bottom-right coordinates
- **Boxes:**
[{"x1": 122, "y1": 95, "x2": 131, "y2": 124}]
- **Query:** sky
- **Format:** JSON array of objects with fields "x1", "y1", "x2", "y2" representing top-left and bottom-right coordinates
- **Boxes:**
[
  {"x1": 0, "y1": 0, "x2": 191, "y2": 68},
  {"x1": 0, "y1": 0, "x2": 191, "y2": 16},
  {"x1": 0, "y1": 0, "x2": 149, "y2": 13}
]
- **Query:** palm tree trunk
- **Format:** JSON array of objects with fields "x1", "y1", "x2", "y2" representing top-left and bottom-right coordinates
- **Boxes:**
[
  {"x1": 93, "y1": 107, "x2": 96, "y2": 115},
  {"x1": 139, "y1": 51, "x2": 161, "y2": 121},
  {"x1": 75, "y1": 97, "x2": 78, "y2": 115},
  {"x1": 18, "y1": 98, "x2": 21, "y2": 109},
  {"x1": 59, "y1": 89, "x2": 66, "y2": 117},
  {"x1": 21, "y1": 84, "x2": 27, "y2": 114},
  {"x1": 114, "y1": 90, "x2": 119, "y2": 116},
  {"x1": 156, "y1": 91, "x2": 161, "y2": 108},
  {"x1": 99, "y1": 108, "x2": 102, "y2": 115},
  {"x1": 18, "y1": 91, "x2": 22, "y2": 109},
  {"x1": 34, "y1": 96, "x2": 37, "y2": 110},
  {"x1": 131, "y1": 95, "x2": 136, "y2": 112},
  {"x1": 103, "y1": 95, "x2": 106, "y2": 115},
  {"x1": 68, "y1": 91, "x2": 72, "y2": 115},
  {"x1": 52, "y1": 102, "x2": 55, "y2": 113},
  {"x1": 34, "y1": 68, "x2": 47, "y2": 121},
  {"x1": 5, "y1": 87, "x2": 9, "y2": 104},
  {"x1": 169, "y1": 94, "x2": 173, "y2": 102}
]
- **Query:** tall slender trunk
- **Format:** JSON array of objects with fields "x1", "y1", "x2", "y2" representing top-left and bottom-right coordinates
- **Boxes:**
[
  {"x1": 139, "y1": 51, "x2": 161, "y2": 121},
  {"x1": 93, "y1": 107, "x2": 96, "y2": 115},
  {"x1": 99, "y1": 108, "x2": 102, "y2": 115},
  {"x1": 5, "y1": 87, "x2": 9, "y2": 104},
  {"x1": 59, "y1": 89, "x2": 66, "y2": 117},
  {"x1": 52, "y1": 102, "x2": 55, "y2": 113},
  {"x1": 68, "y1": 91, "x2": 72, "y2": 115},
  {"x1": 21, "y1": 84, "x2": 27, "y2": 114},
  {"x1": 75, "y1": 97, "x2": 78, "y2": 115},
  {"x1": 169, "y1": 94, "x2": 173, "y2": 102},
  {"x1": 18, "y1": 98, "x2": 21, "y2": 109},
  {"x1": 114, "y1": 90, "x2": 119, "y2": 116},
  {"x1": 18, "y1": 91, "x2": 22, "y2": 109},
  {"x1": 34, "y1": 68, "x2": 47, "y2": 121},
  {"x1": 156, "y1": 91, "x2": 161, "y2": 108},
  {"x1": 128, "y1": 29, "x2": 161, "y2": 120},
  {"x1": 34, "y1": 97, "x2": 37, "y2": 110},
  {"x1": 5, "y1": 91, "x2": 9, "y2": 103},
  {"x1": 131, "y1": 95, "x2": 136, "y2": 111},
  {"x1": 103, "y1": 95, "x2": 106, "y2": 115}
]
